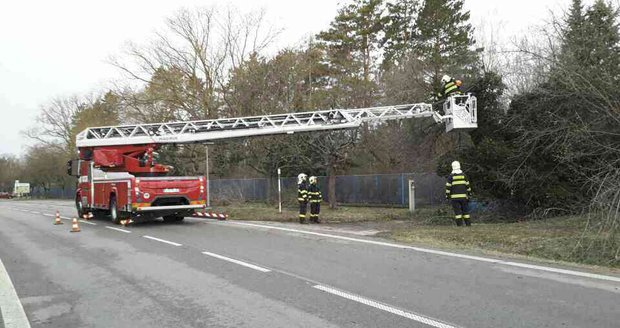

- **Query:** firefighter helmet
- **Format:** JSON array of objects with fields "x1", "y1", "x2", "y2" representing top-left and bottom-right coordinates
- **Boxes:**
[
  {"x1": 451, "y1": 161, "x2": 461, "y2": 172},
  {"x1": 309, "y1": 176, "x2": 318, "y2": 184},
  {"x1": 441, "y1": 75, "x2": 451, "y2": 83},
  {"x1": 297, "y1": 173, "x2": 307, "y2": 184}
]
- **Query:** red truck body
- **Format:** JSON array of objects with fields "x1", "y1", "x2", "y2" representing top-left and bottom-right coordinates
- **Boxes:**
[{"x1": 72, "y1": 160, "x2": 206, "y2": 223}]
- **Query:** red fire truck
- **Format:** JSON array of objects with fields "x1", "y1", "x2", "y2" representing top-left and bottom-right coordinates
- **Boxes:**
[
  {"x1": 68, "y1": 94, "x2": 477, "y2": 224},
  {"x1": 68, "y1": 150, "x2": 206, "y2": 223}
]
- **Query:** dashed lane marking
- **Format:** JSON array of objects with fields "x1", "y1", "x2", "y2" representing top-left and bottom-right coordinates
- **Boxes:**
[
  {"x1": 106, "y1": 226, "x2": 131, "y2": 233},
  {"x1": 79, "y1": 220, "x2": 97, "y2": 226},
  {"x1": 143, "y1": 235, "x2": 182, "y2": 247},
  {"x1": 201, "y1": 251, "x2": 271, "y2": 273}
]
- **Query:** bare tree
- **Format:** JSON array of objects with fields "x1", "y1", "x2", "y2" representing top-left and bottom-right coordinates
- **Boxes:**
[
  {"x1": 313, "y1": 131, "x2": 359, "y2": 209},
  {"x1": 110, "y1": 6, "x2": 280, "y2": 122},
  {"x1": 24, "y1": 95, "x2": 90, "y2": 151}
]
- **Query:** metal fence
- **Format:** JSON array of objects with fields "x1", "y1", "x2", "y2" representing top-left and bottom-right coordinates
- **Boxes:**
[
  {"x1": 210, "y1": 173, "x2": 445, "y2": 207},
  {"x1": 30, "y1": 186, "x2": 76, "y2": 199},
  {"x1": 29, "y1": 173, "x2": 446, "y2": 207}
]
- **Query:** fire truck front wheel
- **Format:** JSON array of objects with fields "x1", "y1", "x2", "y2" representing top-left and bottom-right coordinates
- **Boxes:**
[
  {"x1": 109, "y1": 196, "x2": 121, "y2": 224},
  {"x1": 76, "y1": 197, "x2": 85, "y2": 217}
]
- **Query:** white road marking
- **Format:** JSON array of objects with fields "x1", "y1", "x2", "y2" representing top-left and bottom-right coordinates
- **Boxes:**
[
  {"x1": 42, "y1": 213, "x2": 54, "y2": 217},
  {"x1": 106, "y1": 226, "x2": 131, "y2": 233},
  {"x1": 79, "y1": 220, "x2": 97, "y2": 226},
  {"x1": 143, "y1": 235, "x2": 182, "y2": 246},
  {"x1": 60, "y1": 216, "x2": 72, "y2": 221},
  {"x1": 220, "y1": 221, "x2": 620, "y2": 283},
  {"x1": 313, "y1": 285, "x2": 457, "y2": 328},
  {"x1": 0, "y1": 258, "x2": 32, "y2": 328},
  {"x1": 201, "y1": 251, "x2": 271, "y2": 273},
  {"x1": 31, "y1": 211, "x2": 41, "y2": 214}
]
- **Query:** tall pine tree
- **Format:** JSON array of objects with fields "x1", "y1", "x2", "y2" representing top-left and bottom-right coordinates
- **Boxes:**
[
  {"x1": 318, "y1": 0, "x2": 384, "y2": 107},
  {"x1": 412, "y1": 0, "x2": 479, "y2": 94}
]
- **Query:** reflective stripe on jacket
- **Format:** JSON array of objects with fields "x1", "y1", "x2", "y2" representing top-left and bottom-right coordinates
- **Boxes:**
[
  {"x1": 298, "y1": 182, "x2": 308, "y2": 202},
  {"x1": 308, "y1": 184, "x2": 322, "y2": 203},
  {"x1": 438, "y1": 79, "x2": 462, "y2": 99},
  {"x1": 445, "y1": 174, "x2": 471, "y2": 199}
]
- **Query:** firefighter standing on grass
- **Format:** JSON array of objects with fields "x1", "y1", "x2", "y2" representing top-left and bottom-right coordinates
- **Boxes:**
[
  {"x1": 445, "y1": 161, "x2": 472, "y2": 226},
  {"x1": 297, "y1": 173, "x2": 309, "y2": 224},
  {"x1": 308, "y1": 176, "x2": 322, "y2": 223}
]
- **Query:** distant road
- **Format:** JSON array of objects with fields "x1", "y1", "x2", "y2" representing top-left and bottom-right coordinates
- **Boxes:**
[{"x1": 1, "y1": 200, "x2": 618, "y2": 328}]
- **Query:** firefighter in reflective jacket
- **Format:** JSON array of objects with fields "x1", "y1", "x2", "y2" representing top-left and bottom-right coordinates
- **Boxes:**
[
  {"x1": 438, "y1": 75, "x2": 462, "y2": 100},
  {"x1": 297, "y1": 173, "x2": 309, "y2": 224},
  {"x1": 445, "y1": 161, "x2": 472, "y2": 226},
  {"x1": 308, "y1": 176, "x2": 322, "y2": 223}
]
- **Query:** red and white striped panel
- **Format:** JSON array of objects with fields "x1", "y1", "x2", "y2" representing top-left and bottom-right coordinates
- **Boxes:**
[{"x1": 193, "y1": 211, "x2": 228, "y2": 220}]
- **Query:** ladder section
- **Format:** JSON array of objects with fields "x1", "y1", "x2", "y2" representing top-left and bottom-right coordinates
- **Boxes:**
[{"x1": 76, "y1": 103, "x2": 435, "y2": 147}]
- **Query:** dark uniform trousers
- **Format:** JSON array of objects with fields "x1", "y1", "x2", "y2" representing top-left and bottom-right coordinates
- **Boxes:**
[
  {"x1": 451, "y1": 199, "x2": 470, "y2": 226},
  {"x1": 298, "y1": 182, "x2": 308, "y2": 223}
]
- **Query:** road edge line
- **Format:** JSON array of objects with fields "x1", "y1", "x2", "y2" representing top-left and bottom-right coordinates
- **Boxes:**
[
  {"x1": 221, "y1": 221, "x2": 620, "y2": 283},
  {"x1": 0, "y1": 258, "x2": 31, "y2": 328}
]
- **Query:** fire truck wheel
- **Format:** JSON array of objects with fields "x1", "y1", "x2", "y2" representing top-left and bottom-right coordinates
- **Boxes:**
[
  {"x1": 76, "y1": 197, "x2": 85, "y2": 217},
  {"x1": 163, "y1": 215, "x2": 184, "y2": 223},
  {"x1": 110, "y1": 196, "x2": 121, "y2": 224}
]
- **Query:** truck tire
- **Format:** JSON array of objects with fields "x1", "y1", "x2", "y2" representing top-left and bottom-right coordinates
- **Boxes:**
[
  {"x1": 76, "y1": 197, "x2": 85, "y2": 218},
  {"x1": 163, "y1": 215, "x2": 184, "y2": 223},
  {"x1": 109, "y1": 196, "x2": 121, "y2": 224}
]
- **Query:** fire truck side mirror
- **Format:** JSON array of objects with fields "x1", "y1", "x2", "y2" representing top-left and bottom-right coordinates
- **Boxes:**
[{"x1": 67, "y1": 159, "x2": 81, "y2": 177}]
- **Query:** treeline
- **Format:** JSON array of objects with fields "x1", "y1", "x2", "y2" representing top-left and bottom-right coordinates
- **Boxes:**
[{"x1": 3, "y1": 1, "x2": 619, "y2": 223}]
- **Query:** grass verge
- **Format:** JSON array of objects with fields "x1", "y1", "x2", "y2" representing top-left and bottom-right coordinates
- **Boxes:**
[{"x1": 212, "y1": 202, "x2": 619, "y2": 268}]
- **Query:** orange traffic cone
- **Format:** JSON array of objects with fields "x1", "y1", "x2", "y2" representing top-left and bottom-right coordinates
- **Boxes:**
[
  {"x1": 53, "y1": 211, "x2": 63, "y2": 225},
  {"x1": 120, "y1": 219, "x2": 134, "y2": 227},
  {"x1": 70, "y1": 218, "x2": 81, "y2": 232}
]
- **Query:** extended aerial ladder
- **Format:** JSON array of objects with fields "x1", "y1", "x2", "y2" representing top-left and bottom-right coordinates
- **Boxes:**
[
  {"x1": 68, "y1": 94, "x2": 476, "y2": 223},
  {"x1": 75, "y1": 94, "x2": 477, "y2": 174}
]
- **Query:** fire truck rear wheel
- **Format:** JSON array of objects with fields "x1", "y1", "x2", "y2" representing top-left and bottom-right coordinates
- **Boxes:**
[
  {"x1": 163, "y1": 215, "x2": 184, "y2": 223},
  {"x1": 110, "y1": 196, "x2": 121, "y2": 224}
]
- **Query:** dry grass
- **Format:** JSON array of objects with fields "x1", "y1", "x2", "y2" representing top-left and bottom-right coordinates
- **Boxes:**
[
  {"x1": 211, "y1": 202, "x2": 413, "y2": 223},
  {"x1": 213, "y1": 202, "x2": 619, "y2": 267}
]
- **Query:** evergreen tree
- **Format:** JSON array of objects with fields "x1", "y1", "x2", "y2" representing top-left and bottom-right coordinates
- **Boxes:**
[
  {"x1": 318, "y1": 0, "x2": 384, "y2": 107},
  {"x1": 382, "y1": 0, "x2": 420, "y2": 66},
  {"x1": 412, "y1": 0, "x2": 479, "y2": 94}
]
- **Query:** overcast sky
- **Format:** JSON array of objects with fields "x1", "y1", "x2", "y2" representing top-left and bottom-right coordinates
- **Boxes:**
[{"x1": 0, "y1": 0, "x2": 576, "y2": 155}]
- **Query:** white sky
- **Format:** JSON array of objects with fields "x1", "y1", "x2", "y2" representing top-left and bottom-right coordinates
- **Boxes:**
[{"x1": 0, "y1": 0, "x2": 575, "y2": 155}]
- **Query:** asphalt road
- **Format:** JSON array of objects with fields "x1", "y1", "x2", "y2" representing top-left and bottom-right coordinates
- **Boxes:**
[{"x1": 0, "y1": 200, "x2": 619, "y2": 328}]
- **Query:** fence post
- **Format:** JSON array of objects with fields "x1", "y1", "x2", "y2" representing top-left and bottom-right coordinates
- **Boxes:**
[
  {"x1": 408, "y1": 179, "x2": 415, "y2": 212},
  {"x1": 277, "y1": 168, "x2": 282, "y2": 213},
  {"x1": 400, "y1": 174, "x2": 405, "y2": 206}
]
